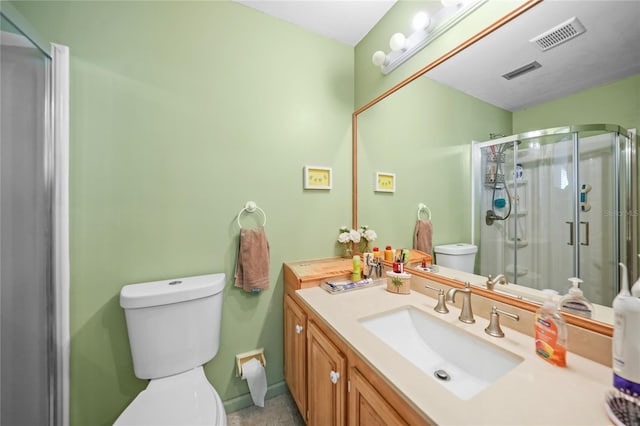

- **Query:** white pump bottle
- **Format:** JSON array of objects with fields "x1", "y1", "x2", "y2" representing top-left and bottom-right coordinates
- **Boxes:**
[
  {"x1": 559, "y1": 277, "x2": 593, "y2": 318},
  {"x1": 612, "y1": 262, "x2": 640, "y2": 393}
]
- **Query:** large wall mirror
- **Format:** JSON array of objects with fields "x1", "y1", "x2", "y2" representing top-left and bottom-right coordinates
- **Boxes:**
[{"x1": 353, "y1": 0, "x2": 640, "y2": 335}]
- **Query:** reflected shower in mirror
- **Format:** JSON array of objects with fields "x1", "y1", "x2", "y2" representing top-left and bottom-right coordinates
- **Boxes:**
[{"x1": 473, "y1": 125, "x2": 635, "y2": 311}]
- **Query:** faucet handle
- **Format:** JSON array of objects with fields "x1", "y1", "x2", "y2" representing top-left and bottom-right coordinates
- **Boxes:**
[
  {"x1": 424, "y1": 285, "x2": 449, "y2": 314},
  {"x1": 484, "y1": 306, "x2": 519, "y2": 338},
  {"x1": 485, "y1": 274, "x2": 496, "y2": 290}
]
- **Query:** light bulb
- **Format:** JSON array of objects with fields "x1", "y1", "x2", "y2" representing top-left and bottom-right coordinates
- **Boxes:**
[
  {"x1": 389, "y1": 33, "x2": 407, "y2": 52},
  {"x1": 371, "y1": 51, "x2": 388, "y2": 67},
  {"x1": 412, "y1": 11, "x2": 431, "y2": 31}
]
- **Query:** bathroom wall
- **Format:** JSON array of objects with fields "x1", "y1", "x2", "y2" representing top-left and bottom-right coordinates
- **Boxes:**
[
  {"x1": 357, "y1": 72, "x2": 512, "y2": 250},
  {"x1": 513, "y1": 73, "x2": 640, "y2": 133},
  {"x1": 10, "y1": 1, "x2": 353, "y2": 425}
]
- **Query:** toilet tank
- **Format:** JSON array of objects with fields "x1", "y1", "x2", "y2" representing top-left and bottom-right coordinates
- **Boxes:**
[
  {"x1": 120, "y1": 273, "x2": 225, "y2": 379},
  {"x1": 434, "y1": 243, "x2": 478, "y2": 273}
]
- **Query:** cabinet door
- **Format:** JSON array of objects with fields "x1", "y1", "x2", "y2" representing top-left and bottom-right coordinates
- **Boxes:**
[
  {"x1": 307, "y1": 321, "x2": 346, "y2": 426},
  {"x1": 349, "y1": 367, "x2": 408, "y2": 426},
  {"x1": 284, "y1": 295, "x2": 307, "y2": 419}
]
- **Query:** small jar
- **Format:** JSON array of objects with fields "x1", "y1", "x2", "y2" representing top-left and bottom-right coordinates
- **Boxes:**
[
  {"x1": 373, "y1": 247, "x2": 382, "y2": 260},
  {"x1": 384, "y1": 246, "x2": 394, "y2": 262}
]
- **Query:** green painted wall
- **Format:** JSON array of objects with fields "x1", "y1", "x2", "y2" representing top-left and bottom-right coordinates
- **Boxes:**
[
  {"x1": 10, "y1": 1, "x2": 353, "y2": 425},
  {"x1": 513, "y1": 73, "x2": 640, "y2": 133},
  {"x1": 357, "y1": 72, "x2": 511, "y2": 250}
]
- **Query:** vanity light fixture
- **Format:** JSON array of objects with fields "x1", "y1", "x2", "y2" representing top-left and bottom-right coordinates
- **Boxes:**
[{"x1": 372, "y1": 0, "x2": 486, "y2": 75}]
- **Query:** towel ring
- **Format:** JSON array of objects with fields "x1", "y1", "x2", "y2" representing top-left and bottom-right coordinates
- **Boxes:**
[
  {"x1": 237, "y1": 201, "x2": 267, "y2": 229},
  {"x1": 417, "y1": 203, "x2": 432, "y2": 221}
]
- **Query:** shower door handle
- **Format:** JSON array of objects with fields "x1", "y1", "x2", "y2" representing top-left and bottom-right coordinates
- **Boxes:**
[
  {"x1": 580, "y1": 221, "x2": 590, "y2": 246},
  {"x1": 566, "y1": 221, "x2": 574, "y2": 246}
]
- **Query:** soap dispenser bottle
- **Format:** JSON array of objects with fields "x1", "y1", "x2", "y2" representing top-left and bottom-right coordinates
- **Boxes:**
[
  {"x1": 559, "y1": 277, "x2": 593, "y2": 318},
  {"x1": 534, "y1": 289, "x2": 567, "y2": 367},
  {"x1": 612, "y1": 262, "x2": 640, "y2": 393}
]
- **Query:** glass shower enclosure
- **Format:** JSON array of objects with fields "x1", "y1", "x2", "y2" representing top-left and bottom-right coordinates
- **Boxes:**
[{"x1": 472, "y1": 124, "x2": 638, "y2": 306}]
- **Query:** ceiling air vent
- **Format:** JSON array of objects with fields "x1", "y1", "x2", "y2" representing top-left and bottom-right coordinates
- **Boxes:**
[
  {"x1": 530, "y1": 17, "x2": 586, "y2": 51},
  {"x1": 502, "y1": 61, "x2": 542, "y2": 80}
]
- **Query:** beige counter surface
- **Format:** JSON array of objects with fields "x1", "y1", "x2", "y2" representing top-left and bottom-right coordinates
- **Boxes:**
[{"x1": 296, "y1": 283, "x2": 612, "y2": 425}]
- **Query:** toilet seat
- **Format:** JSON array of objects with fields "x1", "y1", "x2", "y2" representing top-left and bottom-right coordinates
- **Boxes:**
[{"x1": 114, "y1": 367, "x2": 226, "y2": 426}]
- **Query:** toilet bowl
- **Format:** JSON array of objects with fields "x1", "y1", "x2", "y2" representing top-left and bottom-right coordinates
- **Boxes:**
[
  {"x1": 434, "y1": 243, "x2": 478, "y2": 273},
  {"x1": 114, "y1": 367, "x2": 225, "y2": 425},
  {"x1": 115, "y1": 274, "x2": 227, "y2": 426}
]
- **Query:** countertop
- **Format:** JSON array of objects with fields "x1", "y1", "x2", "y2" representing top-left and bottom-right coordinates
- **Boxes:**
[{"x1": 296, "y1": 283, "x2": 612, "y2": 425}]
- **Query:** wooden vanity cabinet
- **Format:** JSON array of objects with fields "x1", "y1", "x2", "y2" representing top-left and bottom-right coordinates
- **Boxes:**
[
  {"x1": 283, "y1": 258, "x2": 431, "y2": 426},
  {"x1": 307, "y1": 320, "x2": 346, "y2": 426},
  {"x1": 348, "y1": 367, "x2": 407, "y2": 426},
  {"x1": 284, "y1": 294, "x2": 307, "y2": 419}
]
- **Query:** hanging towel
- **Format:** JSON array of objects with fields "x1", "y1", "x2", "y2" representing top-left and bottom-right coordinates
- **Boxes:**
[
  {"x1": 413, "y1": 220, "x2": 433, "y2": 256},
  {"x1": 234, "y1": 227, "x2": 270, "y2": 293}
]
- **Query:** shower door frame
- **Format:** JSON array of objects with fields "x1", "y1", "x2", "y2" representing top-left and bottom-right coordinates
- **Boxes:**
[
  {"x1": 0, "y1": 10, "x2": 70, "y2": 426},
  {"x1": 472, "y1": 124, "x2": 638, "y2": 296}
]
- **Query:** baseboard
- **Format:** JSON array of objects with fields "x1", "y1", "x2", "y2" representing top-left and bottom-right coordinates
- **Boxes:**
[{"x1": 223, "y1": 381, "x2": 288, "y2": 413}]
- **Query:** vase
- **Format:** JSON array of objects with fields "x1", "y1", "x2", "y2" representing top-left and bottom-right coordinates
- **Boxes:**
[
  {"x1": 342, "y1": 245, "x2": 353, "y2": 259},
  {"x1": 359, "y1": 240, "x2": 370, "y2": 254}
]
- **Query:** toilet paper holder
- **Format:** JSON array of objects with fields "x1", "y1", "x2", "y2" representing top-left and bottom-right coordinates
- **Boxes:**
[{"x1": 235, "y1": 348, "x2": 266, "y2": 377}]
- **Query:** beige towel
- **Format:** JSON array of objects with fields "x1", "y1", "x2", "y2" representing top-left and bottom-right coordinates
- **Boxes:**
[
  {"x1": 234, "y1": 227, "x2": 270, "y2": 293},
  {"x1": 413, "y1": 220, "x2": 433, "y2": 256}
]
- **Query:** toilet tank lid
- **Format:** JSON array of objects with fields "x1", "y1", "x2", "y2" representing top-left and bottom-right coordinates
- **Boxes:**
[
  {"x1": 120, "y1": 273, "x2": 225, "y2": 309},
  {"x1": 434, "y1": 243, "x2": 478, "y2": 255}
]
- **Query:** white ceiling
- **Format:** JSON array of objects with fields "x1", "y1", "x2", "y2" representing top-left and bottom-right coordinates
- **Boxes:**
[
  {"x1": 233, "y1": 0, "x2": 396, "y2": 46},
  {"x1": 427, "y1": 1, "x2": 640, "y2": 111}
]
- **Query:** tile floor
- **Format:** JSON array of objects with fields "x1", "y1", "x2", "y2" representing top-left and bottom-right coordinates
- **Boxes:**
[{"x1": 226, "y1": 390, "x2": 305, "y2": 425}]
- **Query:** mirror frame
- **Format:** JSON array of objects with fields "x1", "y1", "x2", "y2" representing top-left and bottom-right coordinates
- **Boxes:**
[{"x1": 351, "y1": 0, "x2": 613, "y2": 337}]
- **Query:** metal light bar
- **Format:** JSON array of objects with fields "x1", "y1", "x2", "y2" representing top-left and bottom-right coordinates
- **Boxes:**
[{"x1": 380, "y1": 0, "x2": 487, "y2": 75}]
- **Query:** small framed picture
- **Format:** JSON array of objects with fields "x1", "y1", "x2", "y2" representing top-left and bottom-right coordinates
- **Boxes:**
[
  {"x1": 303, "y1": 166, "x2": 332, "y2": 190},
  {"x1": 375, "y1": 172, "x2": 395, "y2": 193}
]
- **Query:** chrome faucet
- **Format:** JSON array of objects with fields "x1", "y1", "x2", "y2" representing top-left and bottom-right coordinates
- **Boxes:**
[
  {"x1": 424, "y1": 285, "x2": 449, "y2": 314},
  {"x1": 446, "y1": 281, "x2": 475, "y2": 323},
  {"x1": 486, "y1": 274, "x2": 508, "y2": 291},
  {"x1": 484, "y1": 306, "x2": 519, "y2": 338}
]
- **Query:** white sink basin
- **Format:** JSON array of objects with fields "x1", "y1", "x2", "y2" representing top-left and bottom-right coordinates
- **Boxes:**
[{"x1": 360, "y1": 306, "x2": 523, "y2": 400}]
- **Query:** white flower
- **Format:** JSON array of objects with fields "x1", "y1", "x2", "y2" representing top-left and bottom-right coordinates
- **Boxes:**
[
  {"x1": 349, "y1": 229, "x2": 361, "y2": 243},
  {"x1": 363, "y1": 229, "x2": 377, "y2": 242},
  {"x1": 337, "y1": 232, "x2": 351, "y2": 244}
]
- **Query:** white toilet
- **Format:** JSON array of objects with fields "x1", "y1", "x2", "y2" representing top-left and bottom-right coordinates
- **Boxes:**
[
  {"x1": 434, "y1": 243, "x2": 478, "y2": 273},
  {"x1": 115, "y1": 274, "x2": 227, "y2": 425}
]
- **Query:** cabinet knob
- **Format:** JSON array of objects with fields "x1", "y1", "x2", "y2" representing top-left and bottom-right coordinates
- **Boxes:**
[
  {"x1": 295, "y1": 324, "x2": 304, "y2": 334},
  {"x1": 330, "y1": 371, "x2": 340, "y2": 384}
]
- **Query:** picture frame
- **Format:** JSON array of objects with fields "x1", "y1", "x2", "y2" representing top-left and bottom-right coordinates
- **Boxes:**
[
  {"x1": 375, "y1": 172, "x2": 396, "y2": 193},
  {"x1": 303, "y1": 166, "x2": 332, "y2": 190}
]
